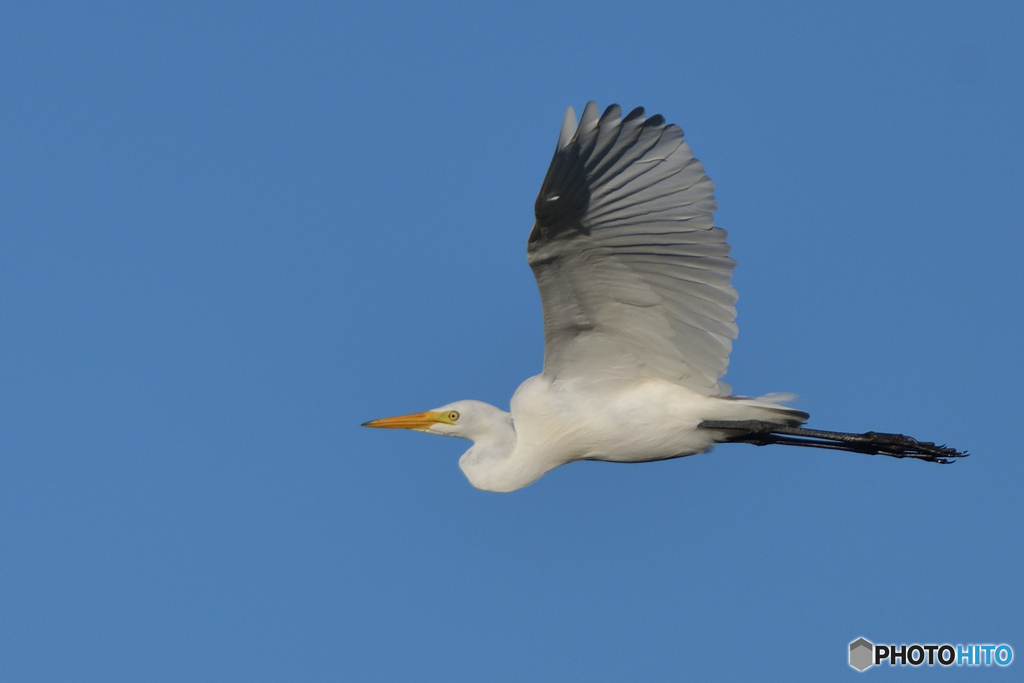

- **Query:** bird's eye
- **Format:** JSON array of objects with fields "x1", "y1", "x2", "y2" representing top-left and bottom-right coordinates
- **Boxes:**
[{"x1": 448, "y1": 411, "x2": 460, "y2": 422}]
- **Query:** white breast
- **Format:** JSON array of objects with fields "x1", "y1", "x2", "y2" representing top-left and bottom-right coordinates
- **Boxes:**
[{"x1": 510, "y1": 374, "x2": 723, "y2": 466}]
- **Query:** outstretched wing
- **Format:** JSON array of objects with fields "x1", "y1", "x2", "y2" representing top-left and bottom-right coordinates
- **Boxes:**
[{"x1": 527, "y1": 102, "x2": 737, "y2": 396}]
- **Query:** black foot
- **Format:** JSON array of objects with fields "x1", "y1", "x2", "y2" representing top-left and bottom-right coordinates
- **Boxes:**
[{"x1": 698, "y1": 420, "x2": 968, "y2": 464}]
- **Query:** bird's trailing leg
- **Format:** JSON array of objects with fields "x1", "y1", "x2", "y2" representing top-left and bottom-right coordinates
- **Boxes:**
[{"x1": 698, "y1": 420, "x2": 968, "y2": 464}]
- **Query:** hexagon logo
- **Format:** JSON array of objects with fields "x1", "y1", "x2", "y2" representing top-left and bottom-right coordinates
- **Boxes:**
[{"x1": 849, "y1": 638, "x2": 874, "y2": 671}]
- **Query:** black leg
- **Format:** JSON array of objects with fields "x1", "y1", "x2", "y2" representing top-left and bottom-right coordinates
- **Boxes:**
[{"x1": 698, "y1": 420, "x2": 968, "y2": 464}]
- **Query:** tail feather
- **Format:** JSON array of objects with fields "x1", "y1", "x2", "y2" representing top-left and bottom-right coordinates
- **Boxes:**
[{"x1": 720, "y1": 393, "x2": 809, "y2": 426}]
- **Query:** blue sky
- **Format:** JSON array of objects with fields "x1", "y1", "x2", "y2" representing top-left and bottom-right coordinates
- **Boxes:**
[{"x1": 2, "y1": 1, "x2": 1021, "y2": 680}]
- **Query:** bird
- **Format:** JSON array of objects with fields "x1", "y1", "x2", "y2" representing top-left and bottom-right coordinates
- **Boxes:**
[{"x1": 363, "y1": 102, "x2": 966, "y2": 492}]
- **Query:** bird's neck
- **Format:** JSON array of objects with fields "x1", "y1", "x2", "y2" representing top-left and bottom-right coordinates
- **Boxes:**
[{"x1": 458, "y1": 414, "x2": 533, "y2": 493}]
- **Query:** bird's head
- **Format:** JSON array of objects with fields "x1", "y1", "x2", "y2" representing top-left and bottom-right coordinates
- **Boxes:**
[{"x1": 362, "y1": 399, "x2": 511, "y2": 441}]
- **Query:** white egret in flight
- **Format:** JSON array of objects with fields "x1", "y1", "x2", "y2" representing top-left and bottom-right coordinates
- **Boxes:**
[{"x1": 364, "y1": 102, "x2": 966, "y2": 492}]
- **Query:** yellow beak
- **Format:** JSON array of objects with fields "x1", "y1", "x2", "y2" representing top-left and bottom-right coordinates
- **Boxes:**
[{"x1": 362, "y1": 411, "x2": 452, "y2": 430}]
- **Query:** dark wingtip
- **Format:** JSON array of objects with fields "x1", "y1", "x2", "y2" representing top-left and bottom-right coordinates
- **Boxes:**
[{"x1": 624, "y1": 106, "x2": 645, "y2": 123}]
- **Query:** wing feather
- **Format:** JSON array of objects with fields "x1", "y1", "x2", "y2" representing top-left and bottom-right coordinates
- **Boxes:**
[{"x1": 528, "y1": 102, "x2": 738, "y2": 395}]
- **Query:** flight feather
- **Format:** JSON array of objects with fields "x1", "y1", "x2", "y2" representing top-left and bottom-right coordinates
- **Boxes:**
[{"x1": 527, "y1": 102, "x2": 738, "y2": 395}]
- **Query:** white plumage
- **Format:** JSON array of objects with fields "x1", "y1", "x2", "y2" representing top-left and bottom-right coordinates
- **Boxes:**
[
  {"x1": 529, "y1": 102, "x2": 736, "y2": 396},
  {"x1": 364, "y1": 102, "x2": 964, "y2": 492}
]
